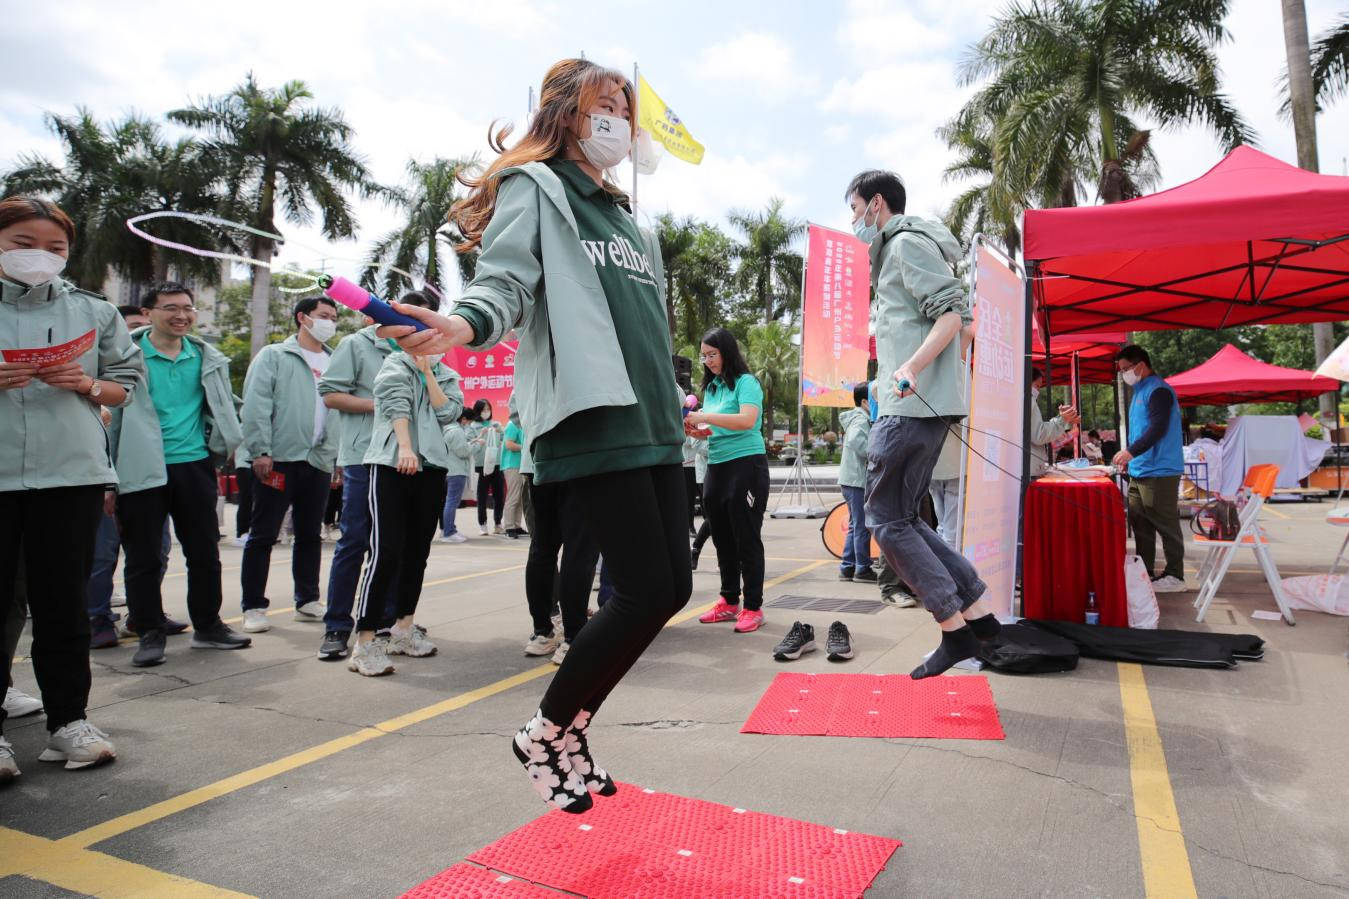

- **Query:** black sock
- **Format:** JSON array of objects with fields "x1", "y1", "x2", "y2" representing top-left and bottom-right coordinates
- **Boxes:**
[
  {"x1": 910, "y1": 626, "x2": 979, "y2": 679},
  {"x1": 966, "y1": 614, "x2": 1001, "y2": 642}
]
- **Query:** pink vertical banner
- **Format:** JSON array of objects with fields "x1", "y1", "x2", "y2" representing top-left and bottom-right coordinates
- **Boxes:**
[
  {"x1": 960, "y1": 246, "x2": 1025, "y2": 618},
  {"x1": 445, "y1": 339, "x2": 518, "y2": 423},
  {"x1": 801, "y1": 224, "x2": 871, "y2": 407}
]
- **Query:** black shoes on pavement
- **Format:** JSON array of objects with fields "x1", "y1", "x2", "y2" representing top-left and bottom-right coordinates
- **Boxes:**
[
  {"x1": 190, "y1": 621, "x2": 251, "y2": 650},
  {"x1": 773, "y1": 620, "x2": 854, "y2": 662}
]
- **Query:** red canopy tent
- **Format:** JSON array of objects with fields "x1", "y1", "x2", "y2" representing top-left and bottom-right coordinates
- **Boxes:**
[
  {"x1": 1166, "y1": 343, "x2": 1340, "y2": 406},
  {"x1": 1023, "y1": 146, "x2": 1349, "y2": 335},
  {"x1": 1032, "y1": 328, "x2": 1126, "y2": 385}
]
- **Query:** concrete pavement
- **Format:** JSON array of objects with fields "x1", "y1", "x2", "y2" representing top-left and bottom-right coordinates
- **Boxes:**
[{"x1": 2, "y1": 494, "x2": 1346, "y2": 897}]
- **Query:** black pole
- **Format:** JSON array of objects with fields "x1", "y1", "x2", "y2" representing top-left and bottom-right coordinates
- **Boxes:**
[{"x1": 1018, "y1": 262, "x2": 1038, "y2": 612}]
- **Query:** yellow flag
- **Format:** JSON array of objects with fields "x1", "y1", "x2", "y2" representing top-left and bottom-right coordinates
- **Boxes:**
[{"x1": 638, "y1": 74, "x2": 705, "y2": 165}]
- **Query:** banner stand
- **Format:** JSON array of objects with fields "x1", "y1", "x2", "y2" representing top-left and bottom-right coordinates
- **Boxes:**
[{"x1": 772, "y1": 246, "x2": 829, "y2": 519}]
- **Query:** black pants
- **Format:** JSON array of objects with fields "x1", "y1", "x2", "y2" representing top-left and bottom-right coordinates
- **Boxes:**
[
  {"x1": 235, "y1": 466, "x2": 253, "y2": 537},
  {"x1": 240, "y1": 460, "x2": 330, "y2": 611},
  {"x1": 682, "y1": 466, "x2": 697, "y2": 532},
  {"x1": 475, "y1": 466, "x2": 505, "y2": 526},
  {"x1": 324, "y1": 483, "x2": 343, "y2": 527},
  {"x1": 538, "y1": 465, "x2": 691, "y2": 725},
  {"x1": 692, "y1": 518, "x2": 712, "y2": 553},
  {"x1": 526, "y1": 478, "x2": 599, "y2": 642},
  {"x1": 118, "y1": 459, "x2": 224, "y2": 631},
  {"x1": 354, "y1": 464, "x2": 446, "y2": 632},
  {"x1": 702, "y1": 454, "x2": 770, "y2": 610},
  {"x1": 0, "y1": 486, "x2": 103, "y2": 734}
]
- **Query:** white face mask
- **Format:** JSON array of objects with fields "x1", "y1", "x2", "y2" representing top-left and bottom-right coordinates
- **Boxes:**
[
  {"x1": 305, "y1": 317, "x2": 337, "y2": 343},
  {"x1": 0, "y1": 248, "x2": 67, "y2": 286},
  {"x1": 1031, "y1": 387, "x2": 1040, "y2": 401},
  {"x1": 1121, "y1": 368, "x2": 1140, "y2": 387},
  {"x1": 578, "y1": 114, "x2": 632, "y2": 170}
]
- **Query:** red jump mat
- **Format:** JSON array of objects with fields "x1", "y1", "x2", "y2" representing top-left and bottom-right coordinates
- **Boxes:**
[
  {"x1": 741, "y1": 672, "x2": 1005, "y2": 740},
  {"x1": 406, "y1": 782, "x2": 901, "y2": 898},
  {"x1": 401, "y1": 863, "x2": 561, "y2": 897}
]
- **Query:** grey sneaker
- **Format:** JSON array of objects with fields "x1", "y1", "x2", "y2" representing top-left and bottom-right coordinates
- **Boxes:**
[
  {"x1": 551, "y1": 641, "x2": 570, "y2": 666},
  {"x1": 242, "y1": 609, "x2": 271, "y2": 633},
  {"x1": 0, "y1": 737, "x2": 19, "y2": 783},
  {"x1": 524, "y1": 632, "x2": 561, "y2": 657},
  {"x1": 348, "y1": 638, "x2": 395, "y2": 676},
  {"x1": 387, "y1": 627, "x2": 437, "y2": 657},
  {"x1": 826, "y1": 621, "x2": 855, "y2": 661},
  {"x1": 294, "y1": 601, "x2": 324, "y2": 621},
  {"x1": 132, "y1": 629, "x2": 166, "y2": 667},
  {"x1": 3, "y1": 687, "x2": 43, "y2": 718},
  {"x1": 38, "y1": 719, "x2": 116, "y2": 770},
  {"x1": 1151, "y1": 575, "x2": 1187, "y2": 594}
]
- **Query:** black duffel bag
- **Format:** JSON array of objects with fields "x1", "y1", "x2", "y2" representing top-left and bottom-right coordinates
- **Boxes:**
[{"x1": 977, "y1": 623, "x2": 1080, "y2": 674}]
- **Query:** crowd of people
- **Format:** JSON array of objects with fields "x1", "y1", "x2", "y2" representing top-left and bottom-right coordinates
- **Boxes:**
[{"x1": 2, "y1": 57, "x2": 1183, "y2": 813}]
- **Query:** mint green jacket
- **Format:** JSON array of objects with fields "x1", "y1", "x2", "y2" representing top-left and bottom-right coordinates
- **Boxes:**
[
  {"x1": 869, "y1": 216, "x2": 971, "y2": 419},
  {"x1": 240, "y1": 335, "x2": 338, "y2": 473},
  {"x1": 837, "y1": 407, "x2": 871, "y2": 488},
  {"x1": 363, "y1": 353, "x2": 465, "y2": 470},
  {"x1": 451, "y1": 162, "x2": 668, "y2": 449},
  {"x1": 109, "y1": 328, "x2": 242, "y2": 494},
  {"x1": 317, "y1": 325, "x2": 393, "y2": 468},
  {"x1": 0, "y1": 277, "x2": 145, "y2": 491},
  {"x1": 443, "y1": 421, "x2": 474, "y2": 478}
]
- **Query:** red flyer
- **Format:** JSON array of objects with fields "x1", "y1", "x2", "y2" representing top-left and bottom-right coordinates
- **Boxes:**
[{"x1": 2, "y1": 330, "x2": 96, "y2": 368}]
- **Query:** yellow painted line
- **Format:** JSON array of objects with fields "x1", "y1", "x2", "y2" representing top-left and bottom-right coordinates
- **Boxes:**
[
  {"x1": 1118, "y1": 663, "x2": 1197, "y2": 899},
  {"x1": 0, "y1": 825, "x2": 252, "y2": 897},
  {"x1": 1261, "y1": 506, "x2": 1290, "y2": 520},
  {"x1": 59, "y1": 560, "x2": 824, "y2": 850}
]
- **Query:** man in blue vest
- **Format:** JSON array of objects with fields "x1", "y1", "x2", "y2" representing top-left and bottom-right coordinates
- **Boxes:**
[{"x1": 1113, "y1": 346, "x2": 1186, "y2": 593}]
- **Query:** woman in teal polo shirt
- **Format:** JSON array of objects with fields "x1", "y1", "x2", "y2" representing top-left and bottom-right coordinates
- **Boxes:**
[{"x1": 685, "y1": 327, "x2": 769, "y2": 634}]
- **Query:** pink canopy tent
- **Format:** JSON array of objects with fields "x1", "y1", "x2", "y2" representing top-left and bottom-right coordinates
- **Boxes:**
[
  {"x1": 1166, "y1": 343, "x2": 1340, "y2": 406},
  {"x1": 1023, "y1": 146, "x2": 1349, "y2": 335}
]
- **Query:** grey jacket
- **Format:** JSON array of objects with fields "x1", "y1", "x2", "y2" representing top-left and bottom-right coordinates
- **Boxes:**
[
  {"x1": 869, "y1": 216, "x2": 971, "y2": 419},
  {"x1": 240, "y1": 335, "x2": 339, "y2": 473},
  {"x1": 0, "y1": 277, "x2": 145, "y2": 491},
  {"x1": 837, "y1": 407, "x2": 871, "y2": 488},
  {"x1": 110, "y1": 328, "x2": 242, "y2": 493},
  {"x1": 317, "y1": 325, "x2": 394, "y2": 468},
  {"x1": 363, "y1": 353, "x2": 465, "y2": 470}
]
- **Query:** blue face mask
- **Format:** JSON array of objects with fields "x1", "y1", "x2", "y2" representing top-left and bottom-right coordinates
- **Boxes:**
[{"x1": 852, "y1": 198, "x2": 881, "y2": 244}]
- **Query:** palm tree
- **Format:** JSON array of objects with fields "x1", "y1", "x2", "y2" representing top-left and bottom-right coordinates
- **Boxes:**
[
  {"x1": 955, "y1": 0, "x2": 1254, "y2": 208},
  {"x1": 4, "y1": 109, "x2": 224, "y2": 291},
  {"x1": 362, "y1": 156, "x2": 479, "y2": 303},
  {"x1": 1280, "y1": 13, "x2": 1349, "y2": 115},
  {"x1": 728, "y1": 198, "x2": 805, "y2": 322},
  {"x1": 746, "y1": 321, "x2": 797, "y2": 440},
  {"x1": 169, "y1": 74, "x2": 382, "y2": 353},
  {"x1": 939, "y1": 112, "x2": 1023, "y2": 256},
  {"x1": 656, "y1": 213, "x2": 698, "y2": 341}
]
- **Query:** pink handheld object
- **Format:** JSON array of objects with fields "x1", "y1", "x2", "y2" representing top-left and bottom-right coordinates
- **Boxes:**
[
  {"x1": 682, "y1": 393, "x2": 698, "y2": 417},
  {"x1": 318, "y1": 275, "x2": 429, "y2": 331}
]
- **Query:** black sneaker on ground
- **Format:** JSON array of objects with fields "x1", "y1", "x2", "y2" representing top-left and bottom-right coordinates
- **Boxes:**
[
  {"x1": 132, "y1": 629, "x2": 167, "y2": 667},
  {"x1": 852, "y1": 568, "x2": 878, "y2": 583},
  {"x1": 826, "y1": 621, "x2": 854, "y2": 661},
  {"x1": 690, "y1": 546, "x2": 701, "y2": 570},
  {"x1": 317, "y1": 630, "x2": 351, "y2": 661},
  {"x1": 772, "y1": 621, "x2": 816, "y2": 661},
  {"x1": 837, "y1": 567, "x2": 855, "y2": 582},
  {"x1": 190, "y1": 621, "x2": 252, "y2": 650}
]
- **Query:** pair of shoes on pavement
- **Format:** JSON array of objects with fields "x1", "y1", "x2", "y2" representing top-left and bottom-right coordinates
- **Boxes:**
[
  {"x1": 240, "y1": 600, "x2": 324, "y2": 634},
  {"x1": 524, "y1": 631, "x2": 561, "y2": 657},
  {"x1": 511, "y1": 708, "x2": 616, "y2": 814},
  {"x1": 838, "y1": 567, "x2": 879, "y2": 583},
  {"x1": 2, "y1": 719, "x2": 118, "y2": 782},
  {"x1": 880, "y1": 590, "x2": 919, "y2": 609},
  {"x1": 132, "y1": 621, "x2": 251, "y2": 667},
  {"x1": 347, "y1": 626, "x2": 438, "y2": 676},
  {"x1": 773, "y1": 620, "x2": 854, "y2": 662},
  {"x1": 698, "y1": 598, "x2": 764, "y2": 633},
  {"x1": 119, "y1": 615, "x2": 189, "y2": 639}
]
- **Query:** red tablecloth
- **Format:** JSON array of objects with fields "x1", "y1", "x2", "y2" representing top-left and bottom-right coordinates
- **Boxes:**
[{"x1": 1022, "y1": 477, "x2": 1128, "y2": 626}]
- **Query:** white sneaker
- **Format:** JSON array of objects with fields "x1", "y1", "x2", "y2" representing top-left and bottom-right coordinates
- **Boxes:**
[
  {"x1": 242, "y1": 609, "x2": 271, "y2": 633},
  {"x1": 111, "y1": 588, "x2": 127, "y2": 607},
  {"x1": 3, "y1": 687, "x2": 43, "y2": 718},
  {"x1": 38, "y1": 719, "x2": 116, "y2": 770},
  {"x1": 1151, "y1": 575, "x2": 1188, "y2": 594},
  {"x1": 231, "y1": 534, "x2": 248, "y2": 548},
  {"x1": 523, "y1": 632, "x2": 561, "y2": 656},
  {"x1": 387, "y1": 626, "x2": 438, "y2": 657},
  {"x1": 493, "y1": 525, "x2": 505, "y2": 536},
  {"x1": 0, "y1": 737, "x2": 18, "y2": 783},
  {"x1": 479, "y1": 524, "x2": 489, "y2": 536},
  {"x1": 551, "y1": 641, "x2": 570, "y2": 666},
  {"x1": 551, "y1": 612, "x2": 563, "y2": 635},
  {"x1": 348, "y1": 638, "x2": 395, "y2": 676},
  {"x1": 437, "y1": 532, "x2": 468, "y2": 544},
  {"x1": 294, "y1": 601, "x2": 324, "y2": 621}
]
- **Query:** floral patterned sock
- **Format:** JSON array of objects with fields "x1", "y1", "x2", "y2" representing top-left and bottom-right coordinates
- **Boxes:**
[
  {"x1": 511, "y1": 709, "x2": 593, "y2": 814},
  {"x1": 563, "y1": 710, "x2": 617, "y2": 797}
]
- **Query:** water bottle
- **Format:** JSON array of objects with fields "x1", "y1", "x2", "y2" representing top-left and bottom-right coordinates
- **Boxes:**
[{"x1": 1085, "y1": 590, "x2": 1100, "y2": 626}]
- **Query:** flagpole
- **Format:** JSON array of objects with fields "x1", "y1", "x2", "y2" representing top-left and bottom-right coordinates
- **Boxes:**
[{"x1": 632, "y1": 62, "x2": 640, "y2": 211}]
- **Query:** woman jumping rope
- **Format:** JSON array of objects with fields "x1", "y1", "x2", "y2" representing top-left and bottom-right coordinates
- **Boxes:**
[{"x1": 379, "y1": 59, "x2": 689, "y2": 814}]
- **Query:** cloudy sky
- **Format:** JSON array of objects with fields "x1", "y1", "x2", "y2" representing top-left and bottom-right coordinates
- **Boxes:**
[{"x1": 3, "y1": 0, "x2": 1345, "y2": 298}]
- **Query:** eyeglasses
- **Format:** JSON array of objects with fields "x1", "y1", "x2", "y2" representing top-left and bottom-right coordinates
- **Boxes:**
[
  {"x1": 154, "y1": 304, "x2": 195, "y2": 314},
  {"x1": 699, "y1": 351, "x2": 720, "y2": 363}
]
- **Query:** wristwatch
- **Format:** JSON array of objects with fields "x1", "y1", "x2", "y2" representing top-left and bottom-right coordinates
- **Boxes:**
[{"x1": 86, "y1": 378, "x2": 103, "y2": 399}]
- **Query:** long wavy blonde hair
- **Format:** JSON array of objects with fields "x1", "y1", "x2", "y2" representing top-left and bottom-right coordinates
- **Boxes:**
[{"x1": 451, "y1": 59, "x2": 635, "y2": 253}]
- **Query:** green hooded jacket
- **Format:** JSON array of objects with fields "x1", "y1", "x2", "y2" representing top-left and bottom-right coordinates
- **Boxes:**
[
  {"x1": 837, "y1": 407, "x2": 871, "y2": 488},
  {"x1": 0, "y1": 277, "x2": 145, "y2": 491},
  {"x1": 869, "y1": 215, "x2": 971, "y2": 419},
  {"x1": 109, "y1": 327, "x2": 242, "y2": 493},
  {"x1": 317, "y1": 325, "x2": 394, "y2": 468},
  {"x1": 363, "y1": 353, "x2": 465, "y2": 470},
  {"x1": 240, "y1": 335, "x2": 339, "y2": 473}
]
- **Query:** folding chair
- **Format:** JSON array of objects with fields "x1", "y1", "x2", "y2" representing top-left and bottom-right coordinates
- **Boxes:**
[
  {"x1": 1327, "y1": 506, "x2": 1349, "y2": 575},
  {"x1": 1192, "y1": 464, "x2": 1295, "y2": 625}
]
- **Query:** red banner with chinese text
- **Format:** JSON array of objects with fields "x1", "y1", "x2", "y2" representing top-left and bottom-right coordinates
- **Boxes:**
[
  {"x1": 445, "y1": 340, "x2": 518, "y2": 423},
  {"x1": 801, "y1": 225, "x2": 871, "y2": 407}
]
